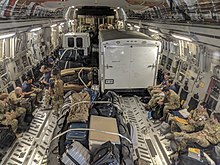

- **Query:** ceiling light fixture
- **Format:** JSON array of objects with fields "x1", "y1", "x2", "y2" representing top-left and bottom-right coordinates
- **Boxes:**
[
  {"x1": 51, "y1": 24, "x2": 57, "y2": 28},
  {"x1": 148, "y1": 28, "x2": 159, "y2": 34},
  {"x1": 30, "y1": 27, "x2": 41, "y2": 32},
  {"x1": 134, "y1": 25, "x2": 140, "y2": 29},
  {"x1": 0, "y1": 33, "x2": 16, "y2": 39},
  {"x1": 171, "y1": 33, "x2": 192, "y2": 42}
]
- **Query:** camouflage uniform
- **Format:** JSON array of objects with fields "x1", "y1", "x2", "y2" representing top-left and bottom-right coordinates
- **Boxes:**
[
  {"x1": 50, "y1": 77, "x2": 64, "y2": 116},
  {"x1": 162, "y1": 90, "x2": 180, "y2": 118},
  {"x1": 9, "y1": 91, "x2": 26, "y2": 116},
  {"x1": 171, "y1": 109, "x2": 209, "y2": 132},
  {"x1": 173, "y1": 119, "x2": 220, "y2": 150},
  {"x1": 0, "y1": 100, "x2": 18, "y2": 133},
  {"x1": 148, "y1": 92, "x2": 164, "y2": 108}
]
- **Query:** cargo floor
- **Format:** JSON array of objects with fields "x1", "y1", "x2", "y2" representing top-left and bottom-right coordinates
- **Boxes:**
[
  {"x1": 1, "y1": 108, "x2": 56, "y2": 165},
  {"x1": 1, "y1": 96, "x2": 173, "y2": 165},
  {"x1": 119, "y1": 96, "x2": 173, "y2": 165}
]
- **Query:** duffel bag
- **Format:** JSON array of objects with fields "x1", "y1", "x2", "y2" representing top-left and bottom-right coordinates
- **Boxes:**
[
  {"x1": 0, "y1": 128, "x2": 16, "y2": 149},
  {"x1": 91, "y1": 141, "x2": 120, "y2": 165}
]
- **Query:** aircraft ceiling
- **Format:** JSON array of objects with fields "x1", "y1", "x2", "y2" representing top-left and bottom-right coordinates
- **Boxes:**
[{"x1": 0, "y1": 0, "x2": 219, "y2": 23}]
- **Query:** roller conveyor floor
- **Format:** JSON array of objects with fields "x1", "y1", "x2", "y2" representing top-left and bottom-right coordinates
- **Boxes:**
[
  {"x1": 119, "y1": 96, "x2": 173, "y2": 165},
  {"x1": 1, "y1": 108, "x2": 56, "y2": 165}
]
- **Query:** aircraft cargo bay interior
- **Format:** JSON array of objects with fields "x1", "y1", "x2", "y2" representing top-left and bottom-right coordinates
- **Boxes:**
[{"x1": 0, "y1": 0, "x2": 219, "y2": 165}]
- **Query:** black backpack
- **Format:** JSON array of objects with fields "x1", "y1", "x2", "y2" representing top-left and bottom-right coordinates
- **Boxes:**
[{"x1": 91, "y1": 141, "x2": 120, "y2": 165}]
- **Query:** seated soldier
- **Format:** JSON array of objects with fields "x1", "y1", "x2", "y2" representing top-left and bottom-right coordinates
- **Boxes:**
[
  {"x1": 0, "y1": 93, "x2": 19, "y2": 136},
  {"x1": 145, "y1": 79, "x2": 176, "y2": 110},
  {"x1": 22, "y1": 76, "x2": 42, "y2": 107},
  {"x1": 166, "y1": 113, "x2": 220, "y2": 152},
  {"x1": 170, "y1": 102, "x2": 209, "y2": 132},
  {"x1": 8, "y1": 87, "x2": 28, "y2": 126},
  {"x1": 147, "y1": 72, "x2": 170, "y2": 95},
  {"x1": 167, "y1": 79, "x2": 176, "y2": 92},
  {"x1": 158, "y1": 87, "x2": 180, "y2": 121}
]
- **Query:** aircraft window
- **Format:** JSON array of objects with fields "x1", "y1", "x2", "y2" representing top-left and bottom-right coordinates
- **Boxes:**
[
  {"x1": 160, "y1": 55, "x2": 167, "y2": 66},
  {"x1": 22, "y1": 55, "x2": 29, "y2": 67},
  {"x1": 15, "y1": 78, "x2": 22, "y2": 87},
  {"x1": 7, "y1": 84, "x2": 14, "y2": 93},
  {"x1": 68, "y1": 38, "x2": 74, "y2": 47},
  {"x1": 76, "y1": 38, "x2": 83, "y2": 48}
]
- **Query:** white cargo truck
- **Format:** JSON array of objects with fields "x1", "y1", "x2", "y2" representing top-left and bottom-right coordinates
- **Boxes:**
[{"x1": 99, "y1": 30, "x2": 161, "y2": 93}]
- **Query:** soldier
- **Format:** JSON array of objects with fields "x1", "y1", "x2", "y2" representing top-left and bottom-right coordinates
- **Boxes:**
[
  {"x1": 167, "y1": 79, "x2": 176, "y2": 92},
  {"x1": 147, "y1": 72, "x2": 170, "y2": 95},
  {"x1": 22, "y1": 76, "x2": 42, "y2": 107},
  {"x1": 167, "y1": 113, "x2": 220, "y2": 151},
  {"x1": 40, "y1": 65, "x2": 52, "y2": 109},
  {"x1": 49, "y1": 68, "x2": 64, "y2": 116},
  {"x1": 159, "y1": 87, "x2": 180, "y2": 121},
  {"x1": 8, "y1": 87, "x2": 28, "y2": 127},
  {"x1": 0, "y1": 93, "x2": 18, "y2": 134},
  {"x1": 170, "y1": 102, "x2": 209, "y2": 132}
]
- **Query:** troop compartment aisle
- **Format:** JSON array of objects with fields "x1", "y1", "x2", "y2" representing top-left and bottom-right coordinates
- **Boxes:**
[
  {"x1": 1, "y1": 109, "x2": 56, "y2": 165},
  {"x1": 119, "y1": 96, "x2": 172, "y2": 165}
]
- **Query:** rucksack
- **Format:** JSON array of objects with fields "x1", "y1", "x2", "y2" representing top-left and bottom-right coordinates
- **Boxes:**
[{"x1": 91, "y1": 141, "x2": 120, "y2": 165}]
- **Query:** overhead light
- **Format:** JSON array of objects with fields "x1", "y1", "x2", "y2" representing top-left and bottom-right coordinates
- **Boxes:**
[
  {"x1": 60, "y1": 23, "x2": 64, "y2": 26},
  {"x1": 114, "y1": 9, "x2": 117, "y2": 12},
  {"x1": 75, "y1": 9, "x2": 78, "y2": 11},
  {"x1": 149, "y1": 28, "x2": 159, "y2": 34},
  {"x1": 0, "y1": 33, "x2": 16, "y2": 39},
  {"x1": 117, "y1": 7, "x2": 120, "y2": 9},
  {"x1": 30, "y1": 27, "x2": 41, "y2": 32},
  {"x1": 71, "y1": 6, "x2": 75, "y2": 8},
  {"x1": 171, "y1": 33, "x2": 192, "y2": 42},
  {"x1": 51, "y1": 24, "x2": 57, "y2": 28},
  {"x1": 134, "y1": 25, "x2": 140, "y2": 29}
]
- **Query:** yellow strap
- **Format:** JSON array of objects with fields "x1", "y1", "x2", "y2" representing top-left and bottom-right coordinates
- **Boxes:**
[{"x1": 174, "y1": 116, "x2": 188, "y2": 125}]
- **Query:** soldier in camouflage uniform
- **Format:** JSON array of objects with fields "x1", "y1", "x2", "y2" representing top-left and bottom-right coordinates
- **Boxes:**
[
  {"x1": 147, "y1": 72, "x2": 170, "y2": 95},
  {"x1": 49, "y1": 68, "x2": 64, "y2": 116},
  {"x1": 169, "y1": 113, "x2": 220, "y2": 151},
  {"x1": 0, "y1": 93, "x2": 18, "y2": 133},
  {"x1": 170, "y1": 102, "x2": 209, "y2": 132},
  {"x1": 159, "y1": 87, "x2": 180, "y2": 121},
  {"x1": 40, "y1": 65, "x2": 52, "y2": 109},
  {"x1": 9, "y1": 87, "x2": 29, "y2": 127}
]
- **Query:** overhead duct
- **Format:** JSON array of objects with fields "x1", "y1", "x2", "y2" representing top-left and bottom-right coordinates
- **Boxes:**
[{"x1": 125, "y1": 0, "x2": 167, "y2": 7}]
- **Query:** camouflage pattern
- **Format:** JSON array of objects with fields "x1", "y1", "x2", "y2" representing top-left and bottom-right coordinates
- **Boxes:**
[
  {"x1": 173, "y1": 119, "x2": 220, "y2": 150},
  {"x1": 171, "y1": 108, "x2": 209, "y2": 132},
  {"x1": 50, "y1": 78, "x2": 64, "y2": 115},
  {"x1": 43, "y1": 89, "x2": 50, "y2": 109},
  {"x1": 0, "y1": 100, "x2": 18, "y2": 133},
  {"x1": 163, "y1": 90, "x2": 180, "y2": 116},
  {"x1": 9, "y1": 91, "x2": 26, "y2": 117},
  {"x1": 67, "y1": 92, "x2": 90, "y2": 123},
  {"x1": 148, "y1": 92, "x2": 164, "y2": 108}
]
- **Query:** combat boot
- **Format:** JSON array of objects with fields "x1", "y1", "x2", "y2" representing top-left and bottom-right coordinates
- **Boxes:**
[{"x1": 165, "y1": 133, "x2": 174, "y2": 139}]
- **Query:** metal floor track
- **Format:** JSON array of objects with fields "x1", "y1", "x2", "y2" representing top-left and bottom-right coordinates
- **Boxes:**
[
  {"x1": 1, "y1": 109, "x2": 57, "y2": 165},
  {"x1": 119, "y1": 96, "x2": 173, "y2": 165}
]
